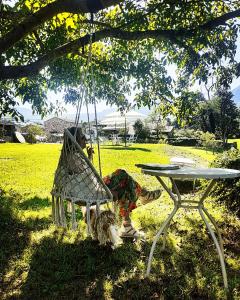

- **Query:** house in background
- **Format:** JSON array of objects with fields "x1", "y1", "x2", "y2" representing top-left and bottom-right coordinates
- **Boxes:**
[
  {"x1": 44, "y1": 116, "x2": 78, "y2": 142},
  {"x1": 0, "y1": 118, "x2": 22, "y2": 142},
  {"x1": 147, "y1": 123, "x2": 174, "y2": 140},
  {"x1": 44, "y1": 117, "x2": 76, "y2": 134}
]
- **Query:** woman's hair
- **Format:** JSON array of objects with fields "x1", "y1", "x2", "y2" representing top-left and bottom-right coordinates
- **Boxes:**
[
  {"x1": 64, "y1": 126, "x2": 85, "y2": 150},
  {"x1": 67, "y1": 126, "x2": 84, "y2": 139}
]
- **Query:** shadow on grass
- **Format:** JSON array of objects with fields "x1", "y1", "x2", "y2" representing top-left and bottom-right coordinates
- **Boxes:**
[
  {"x1": 20, "y1": 220, "x2": 239, "y2": 299},
  {"x1": 0, "y1": 189, "x2": 52, "y2": 297},
  {"x1": 1, "y1": 187, "x2": 239, "y2": 299},
  {"x1": 20, "y1": 234, "x2": 140, "y2": 300},
  {"x1": 110, "y1": 236, "x2": 213, "y2": 300},
  {"x1": 0, "y1": 191, "x2": 31, "y2": 294},
  {"x1": 18, "y1": 196, "x2": 50, "y2": 210},
  {"x1": 101, "y1": 146, "x2": 151, "y2": 152},
  {"x1": 111, "y1": 228, "x2": 237, "y2": 299},
  {"x1": 111, "y1": 211, "x2": 239, "y2": 299}
]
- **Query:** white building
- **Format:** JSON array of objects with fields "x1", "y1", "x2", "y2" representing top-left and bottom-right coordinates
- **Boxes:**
[{"x1": 100, "y1": 111, "x2": 147, "y2": 135}]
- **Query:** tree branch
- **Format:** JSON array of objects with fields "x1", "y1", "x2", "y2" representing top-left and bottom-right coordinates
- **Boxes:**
[
  {"x1": 0, "y1": 0, "x2": 123, "y2": 54},
  {"x1": 79, "y1": 19, "x2": 113, "y2": 28},
  {"x1": 201, "y1": 8, "x2": 240, "y2": 30},
  {"x1": 1, "y1": 6, "x2": 240, "y2": 81},
  {"x1": 0, "y1": 28, "x2": 179, "y2": 80},
  {"x1": 0, "y1": 0, "x2": 239, "y2": 56},
  {"x1": 0, "y1": 11, "x2": 26, "y2": 20}
]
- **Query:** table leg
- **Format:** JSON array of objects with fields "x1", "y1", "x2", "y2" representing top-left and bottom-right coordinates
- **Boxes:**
[
  {"x1": 202, "y1": 207, "x2": 224, "y2": 254},
  {"x1": 161, "y1": 220, "x2": 172, "y2": 251},
  {"x1": 198, "y1": 208, "x2": 228, "y2": 290},
  {"x1": 146, "y1": 205, "x2": 178, "y2": 276},
  {"x1": 156, "y1": 176, "x2": 178, "y2": 205},
  {"x1": 170, "y1": 178, "x2": 181, "y2": 202},
  {"x1": 149, "y1": 177, "x2": 179, "y2": 253}
]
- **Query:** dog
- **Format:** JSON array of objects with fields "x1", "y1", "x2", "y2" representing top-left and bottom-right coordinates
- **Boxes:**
[
  {"x1": 86, "y1": 208, "x2": 121, "y2": 248},
  {"x1": 86, "y1": 146, "x2": 95, "y2": 161}
]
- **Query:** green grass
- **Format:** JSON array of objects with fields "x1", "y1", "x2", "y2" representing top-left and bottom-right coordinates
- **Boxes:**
[
  {"x1": 229, "y1": 139, "x2": 240, "y2": 149},
  {"x1": 0, "y1": 142, "x2": 240, "y2": 299}
]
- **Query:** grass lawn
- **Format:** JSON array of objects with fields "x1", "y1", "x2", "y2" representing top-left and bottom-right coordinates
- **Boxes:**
[
  {"x1": 0, "y1": 142, "x2": 239, "y2": 299},
  {"x1": 229, "y1": 139, "x2": 240, "y2": 149}
]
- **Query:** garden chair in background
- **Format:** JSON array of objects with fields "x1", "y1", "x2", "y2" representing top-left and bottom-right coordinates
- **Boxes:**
[
  {"x1": 111, "y1": 134, "x2": 121, "y2": 145},
  {"x1": 127, "y1": 135, "x2": 137, "y2": 144}
]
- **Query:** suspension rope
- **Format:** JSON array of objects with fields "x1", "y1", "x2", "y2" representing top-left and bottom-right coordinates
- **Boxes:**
[
  {"x1": 89, "y1": 12, "x2": 102, "y2": 177},
  {"x1": 85, "y1": 33, "x2": 94, "y2": 153},
  {"x1": 73, "y1": 12, "x2": 102, "y2": 176},
  {"x1": 74, "y1": 74, "x2": 85, "y2": 137},
  {"x1": 74, "y1": 15, "x2": 94, "y2": 138}
]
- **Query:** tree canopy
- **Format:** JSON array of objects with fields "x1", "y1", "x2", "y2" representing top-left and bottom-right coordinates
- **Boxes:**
[{"x1": 1, "y1": 0, "x2": 240, "y2": 119}]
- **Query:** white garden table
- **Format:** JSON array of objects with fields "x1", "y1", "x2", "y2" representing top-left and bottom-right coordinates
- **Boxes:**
[{"x1": 141, "y1": 167, "x2": 240, "y2": 290}]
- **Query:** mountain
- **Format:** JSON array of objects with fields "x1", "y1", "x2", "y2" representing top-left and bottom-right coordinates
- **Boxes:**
[
  {"x1": 17, "y1": 106, "x2": 151, "y2": 123},
  {"x1": 232, "y1": 85, "x2": 240, "y2": 106},
  {"x1": 17, "y1": 107, "x2": 43, "y2": 123},
  {"x1": 16, "y1": 107, "x2": 116, "y2": 123},
  {"x1": 61, "y1": 108, "x2": 115, "y2": 122}
]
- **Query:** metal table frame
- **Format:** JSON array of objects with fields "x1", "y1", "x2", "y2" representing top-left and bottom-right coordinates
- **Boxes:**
[{"x1": 143, "y1": 167, "x2": 240, "y2": 290}]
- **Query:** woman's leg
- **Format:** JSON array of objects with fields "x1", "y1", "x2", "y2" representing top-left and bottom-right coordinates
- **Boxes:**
[
  {"x1": 121, "y1": 210, "x2": 139, "y2": 237},
  {"x1": 117, "y1": 199, "x2": 139, "y2": 237},
  {"x1": 104, "y1": 169, "x2": 161, "y2": 237}
]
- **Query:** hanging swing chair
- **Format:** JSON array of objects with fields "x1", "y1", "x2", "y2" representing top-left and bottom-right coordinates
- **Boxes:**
[
  {"x1": 51, "y1": 128, "x2": 113, "y2": 232},
  {"x1": 51, "y1": 14, "x2": 113, "y2": 233}
]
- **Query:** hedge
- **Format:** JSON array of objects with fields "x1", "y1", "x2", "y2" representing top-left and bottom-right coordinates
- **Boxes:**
[{"x1": 210, "y1": 149, "x2": 240, "y2": 217}]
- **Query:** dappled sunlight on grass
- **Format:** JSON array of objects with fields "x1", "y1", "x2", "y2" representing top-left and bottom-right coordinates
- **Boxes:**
[{"x1": 0, "y1": 142, "x2": 240, "y2": 299}]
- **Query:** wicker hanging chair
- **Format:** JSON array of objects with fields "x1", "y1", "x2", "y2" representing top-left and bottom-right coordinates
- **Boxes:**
[{"x1": 51, "y1": 129, "x2": 113, "y2": 232}]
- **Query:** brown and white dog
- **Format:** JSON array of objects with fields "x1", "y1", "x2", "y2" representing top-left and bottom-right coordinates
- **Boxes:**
[{"x1": 86, "y1": 208, "x2": 121, "y2": 248}]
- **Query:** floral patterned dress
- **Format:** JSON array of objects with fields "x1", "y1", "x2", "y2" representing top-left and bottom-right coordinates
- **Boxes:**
[{"x1": 103, "y1": 169, "x2": 142, "y2": 217}]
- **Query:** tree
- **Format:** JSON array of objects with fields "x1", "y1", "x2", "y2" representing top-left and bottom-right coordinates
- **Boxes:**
[
  {"x1": 174, "y1": 90, "x2": 206, "y2": 128},
  {"x1": 1, "y1": 0, "x2": 240, "y2": 119},
  {"x1": 133, "y1": 119, "x2": 150, "y2": 141},
  {"x1": 22, "y1": 124, "x2": 45, "y2": 143},
  {"x1": 197, "y1": 89, "x2": 240, "y2": 144},
  {"x1": 214, "y1": 89, "x2": 239, "y2": 144},
  {"x1": 197, "y1": 100, "x2": 217, "y2": 134}
]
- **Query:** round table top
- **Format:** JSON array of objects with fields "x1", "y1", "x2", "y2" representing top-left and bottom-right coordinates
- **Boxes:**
[{"x1": 142, "y1": 167, "x2": 240, "y2": 180}]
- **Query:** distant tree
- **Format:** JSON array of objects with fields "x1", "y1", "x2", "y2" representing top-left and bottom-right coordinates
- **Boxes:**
[
  {"x1": 197, "y1": 100, "x2": 217, "y2": 133},
  {"x1": 23, "y1": 124, "x2": 45, "y2": 144},
  {"x1": 174, "y1": 90, "x2": 205, "y2": 127},
  {"x1": 133, "y1": 119, "x2": 143, "y2": 136},
  {"x1": 199, "y1": 131, "x2": 218, "y2": 153},
  {"x1": 197, "y1": 89, "x2": 239, "y2": 144},
  {"x1": 119, "y1": 127, "x2": 129, "y2": 136},
  {"x1": 133, "y1": 119, "x2": 150, "y2": 142},
  {"x1": 214, "y1": 89, "x2": 239, "y2": 144}
]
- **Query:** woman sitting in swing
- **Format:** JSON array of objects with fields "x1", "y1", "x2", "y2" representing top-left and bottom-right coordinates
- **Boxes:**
[{"x1": 65, "y1": 127, "x2": 162, "y2": 238}]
